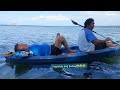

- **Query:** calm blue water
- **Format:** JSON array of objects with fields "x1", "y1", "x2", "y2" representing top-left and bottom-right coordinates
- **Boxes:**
[{"x1": 1, "y1": 25, "x2": 120, "y2": 79}]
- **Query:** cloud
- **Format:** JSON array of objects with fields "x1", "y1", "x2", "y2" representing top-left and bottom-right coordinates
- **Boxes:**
[
  {"x1": 105, "y1": 11, "x2": 117, "y2": 16},
  {"x1": 31, "y1": 16, "x2": 45, "y2": 20},
  {"x1": 85, "y1": 11, "x2": 105, "y2": 15},
  {"x1": 85, "y1": 11, "x2": 95, "y2": 14},
  {"x1": 85, "y1": 11, "x2": 118, "y2": 16},
  {"x1": 2, "y1": 11, "x2": 120, "y2": 25},
  {"x1": 10, "y1": 17, "x2": 31, "y2": 25},
  {"x1": 8, "y1": 15, "x2": 70, "y2": 25},
  {"x1": 45, "y1": 15, "x2": 69, "y2": 21},
  {"x1": 31, "y1": 15, "x2": 69, "y2": 21}
]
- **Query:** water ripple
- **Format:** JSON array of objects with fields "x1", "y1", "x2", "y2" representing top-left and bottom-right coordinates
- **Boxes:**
[{"x1": 0, "y1": 26, "x2": 120, "y2": 79}]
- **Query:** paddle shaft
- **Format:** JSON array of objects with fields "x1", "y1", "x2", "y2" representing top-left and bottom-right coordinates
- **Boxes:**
[
  {"x1": 92, "y1": 31, "x2": 107, "y2": 38},
  {"x1": 78, "y1": 24, "x2": 107, "y2": 38},
  {"x1": 75, "y1": 23, "x2": 106, "y2": 38}
]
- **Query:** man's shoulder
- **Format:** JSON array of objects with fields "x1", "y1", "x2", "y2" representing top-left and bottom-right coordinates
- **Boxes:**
[
  {"x1": 84, "y1": 29, "x2": 92, "y2": 34},
  {"x1": 84, "y1": 28, "x2": 91, "y2": 31}
]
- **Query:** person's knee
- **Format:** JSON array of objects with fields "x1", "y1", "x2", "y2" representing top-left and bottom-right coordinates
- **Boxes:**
[
  {"x1": 57, "y1": 36, "x2": 65, "y2": 42},
  {"x1": 56, "y1": 33, "x2": 60, "y2": 36},
  {"x1": 60, "y1": 36, "x2": 65, "y2": 41},
  {"x1": 56, "y1": 36, "x2": 66, "y2": 43},
  {"x1": 56, "y1": 36, "x2": 62, "y2": 42}
]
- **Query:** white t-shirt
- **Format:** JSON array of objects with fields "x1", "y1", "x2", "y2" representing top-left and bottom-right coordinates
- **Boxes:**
[{"x1": 78, "y1": 29, "x2": 95, "y2": 52}]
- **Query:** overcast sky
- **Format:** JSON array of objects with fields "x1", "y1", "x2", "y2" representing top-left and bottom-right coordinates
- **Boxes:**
[{"x1": 0, "y1": 11, "x2": 120, "y2": 26}]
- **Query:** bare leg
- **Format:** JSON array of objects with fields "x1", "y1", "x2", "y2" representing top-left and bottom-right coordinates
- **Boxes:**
[
  {"x1": 54, "y1": 33, "x2": 75, "y2": 53},
  {"x1": 54, "y1": 33, "x2": 62, "y2": 49},
  {"x1": 61, "y1": 36, "x2": 74, "y2": 53},
  {"x1": 106, "y1": 42, "x2": 119, "y2": 47}
]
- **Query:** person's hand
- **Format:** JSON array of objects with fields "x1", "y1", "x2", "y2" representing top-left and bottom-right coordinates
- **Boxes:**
[{"x1": 106, "y1": 37, "x2": 112, "y2": 41}]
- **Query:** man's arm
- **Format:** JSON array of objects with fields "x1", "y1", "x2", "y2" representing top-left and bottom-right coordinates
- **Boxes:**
[
  {"x1": 92, "y1": 39, "x2": 106, "y2": 45},
  {"x1": 85, "y1": 29, "x2": 112, "y2": 45},
  {"x1": 92, "y1": 37, "x2": 112, "y2": 45}
]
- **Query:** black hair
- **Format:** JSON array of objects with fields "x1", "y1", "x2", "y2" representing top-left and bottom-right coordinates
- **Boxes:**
[
  {"x1": 14, "y1": 44, "x2": 19, "y2": 52},
  {"x1": 84, "y1": 18, "x2": 94, "y2": 28}
]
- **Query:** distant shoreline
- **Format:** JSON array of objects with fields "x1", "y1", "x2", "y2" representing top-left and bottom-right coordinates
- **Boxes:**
[{"x1": 0, "y1": 25, "x2": 120, "y2": 27}]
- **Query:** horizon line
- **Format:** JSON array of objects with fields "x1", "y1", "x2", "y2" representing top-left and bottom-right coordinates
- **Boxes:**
[{"x1": 0, "y1": 24, "x2": 120, "y2": 27}]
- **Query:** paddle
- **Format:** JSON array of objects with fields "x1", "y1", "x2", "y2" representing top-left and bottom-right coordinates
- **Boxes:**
[{"x1": 71, "y1": 20, "x2": 118, "y2": 44}]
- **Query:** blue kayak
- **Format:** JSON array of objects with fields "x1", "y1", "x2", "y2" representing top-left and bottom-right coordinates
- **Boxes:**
[{"x1": 4, "y1": 45, "x2": 120, "y2": 64}]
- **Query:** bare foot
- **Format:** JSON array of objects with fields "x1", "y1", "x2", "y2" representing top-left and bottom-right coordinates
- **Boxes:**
[
  {"x1": 58, "y1": 53, "x2": 67, "y2": 56},
  {"x1": 68, "y1": 52, "x2": 75, "y2": 55},
  {"x1": 68, "y1": 50, "x2": 78, "y2": 53},
  {"x1": 108, "y1": 44, "x2": 119, "y2": 47},
  {"x1": 116, "y1": 44, "x2": 120, "y2": 46}
]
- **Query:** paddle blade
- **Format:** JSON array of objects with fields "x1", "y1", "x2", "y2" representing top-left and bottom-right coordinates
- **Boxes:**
[{"x1": 71, "y1": 20, "x2": 79, "y2": 25}]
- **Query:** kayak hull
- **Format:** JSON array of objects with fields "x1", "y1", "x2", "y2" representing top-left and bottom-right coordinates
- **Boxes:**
[{"x1": 5, "y1": 46, "x2": 120, "y2": 64}]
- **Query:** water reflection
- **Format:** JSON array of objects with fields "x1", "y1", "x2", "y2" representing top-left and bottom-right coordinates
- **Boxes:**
[
  {"x1": 6, "y1": 62, "x2": 87, "y2": 79},
  {"x1": 52, "y1": 64, "x2": 89, "y2": 79},
  {"x1": 15, "y1": 64, "x2": 32, "y2": 77},
  {"x1": 5, "y1": 60, "x2": 120, "y2": 79},
  {"x1": 52, "y1": 67, "x2": 76, "y2": 79},
  {"x1": 6, "y1": 63, "x2": 52, "y2": 77},
  {"x1": 6, "y1": 63, "x2": 32, "y2": 77}
]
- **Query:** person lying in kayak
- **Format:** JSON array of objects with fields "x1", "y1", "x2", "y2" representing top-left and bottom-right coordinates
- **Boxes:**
[
  {"x1": 78, "y1": 18, "x2": 119, "y2": 52},
  {"x1": 14, "y1": 33, "x2": 76, "y2": 57}
]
